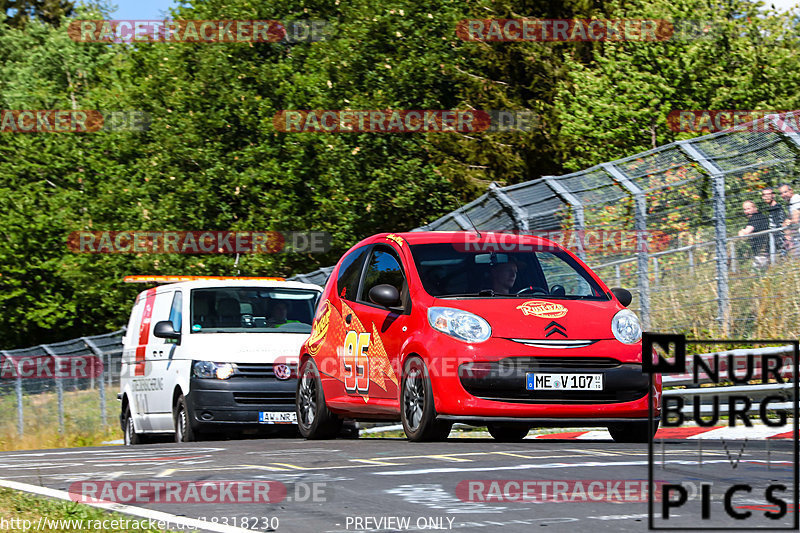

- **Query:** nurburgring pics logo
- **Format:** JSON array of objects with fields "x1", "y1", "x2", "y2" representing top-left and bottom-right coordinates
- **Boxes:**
[
  {"x1": 667, "y1": 110, "x2": 800, "y2": 133},
  {"x1": 644, "y1": 334, "x2": 799, "y2": 530},
  {"x1": 67, "y1": 231, "x2": 331, "y2": 254},
  {"x1": 68, "y1": 20, "x2": 329, "y2": 43},
  {"x1": 0, "y1": 110, "x2": 150, "y2": 133},
  {"x1": 273, "y1": 110, "x2": 538, "y2": 133}
]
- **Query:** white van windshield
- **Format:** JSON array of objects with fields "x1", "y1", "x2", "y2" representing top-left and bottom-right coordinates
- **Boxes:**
[{"x1": 190, "y1": 287, "x2": 319, "y2": 333}]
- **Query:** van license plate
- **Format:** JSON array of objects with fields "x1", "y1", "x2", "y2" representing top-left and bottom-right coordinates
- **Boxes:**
[
  {"x1": 526, "y1": 373, "x2": 603, "y2": 391},
  {"x1": 259, "y1": 411, "x2": 297, "y2": 424}
]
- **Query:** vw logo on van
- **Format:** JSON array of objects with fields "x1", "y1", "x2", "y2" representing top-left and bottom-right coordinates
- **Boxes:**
[{"x1": 274, "y1": 364, "x2": 292, "y2": 380}]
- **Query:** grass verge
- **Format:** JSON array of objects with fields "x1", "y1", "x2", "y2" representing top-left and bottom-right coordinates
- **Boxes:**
[{"x1": 0, "y1": 488, "x2": 167, "y2": 532}]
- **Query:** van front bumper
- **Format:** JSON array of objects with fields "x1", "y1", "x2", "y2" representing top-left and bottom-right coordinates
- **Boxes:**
[{"x1": 186, "y1": 377, "x2": 296, "y2": 429}]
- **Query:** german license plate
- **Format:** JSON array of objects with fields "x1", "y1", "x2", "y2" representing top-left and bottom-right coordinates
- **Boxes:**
[
  {"x1": 526, "y1": 373, "x2": 603, "y2": 391},
  {"x1": 259, "y1": 411, "x2": 297, "y2": 424}
]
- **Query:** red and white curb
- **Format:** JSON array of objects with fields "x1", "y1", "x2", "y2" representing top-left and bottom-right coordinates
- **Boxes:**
[{"x1": 531, "y1": 426, "x2": 794, "y2": 440}]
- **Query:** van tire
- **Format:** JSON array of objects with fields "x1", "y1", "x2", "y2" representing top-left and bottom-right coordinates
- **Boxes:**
[
  {"x1": 175, "y1": 395, "x2": 198, "y2": 442},
  {"x1": 123, "y1": 407, "x2": 146, "y2": 445},
  {"x1": 297, "y1": 358, "x2": 342, "y2": 439},
  {"x1": 401, "y1": 357, "x2": 452, "y2": 442}
]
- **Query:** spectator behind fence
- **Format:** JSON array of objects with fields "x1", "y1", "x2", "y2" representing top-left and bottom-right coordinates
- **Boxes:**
[
  {"x1": 738, "y1": 200, "x2": 769, "y2": 268},
  {"x1": 761, "y1": 188, "x2": 787, "y2": 255},
  {"x1": 780, "y1": 183, "x2": 800, "y2": 255}
]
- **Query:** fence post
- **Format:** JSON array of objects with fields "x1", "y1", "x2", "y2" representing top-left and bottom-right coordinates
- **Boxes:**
[
  {"x1": 653, "y1": 256, "x2": 660, "y2": 288},
  {"x1": 40, "y1": 344, "x2": 64, "y2": 434},
  {"x1": 488, "y1": 182, "x2": 529, "y2": 232},
  {"x1": 677, "y1": 141, "x2": 730, "y2": 334},
  {"x1": 84, "y1": 337, "x2": 107, "y2": 428},
  {"x1": 543, "y1": 176, "x2": 586, "y2": 260},
  {"x1": 2, "y1": 351, "x2": 23, "y2": 437},
  {"x1": 768, "y1": 231, "x2": 776, "y2": 264},
  {"x1": 602, "y1": 163, "x2": 650, "y2": 329}
]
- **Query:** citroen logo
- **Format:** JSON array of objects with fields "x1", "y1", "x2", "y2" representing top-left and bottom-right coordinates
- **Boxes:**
[{"x1": 544, "y1": 321, "x2": 567, "y2": 338}]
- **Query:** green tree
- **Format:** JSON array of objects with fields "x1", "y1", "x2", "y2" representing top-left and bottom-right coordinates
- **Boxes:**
[{"x1": 1, "y1": 0, "x2": 74, "y2": 28}]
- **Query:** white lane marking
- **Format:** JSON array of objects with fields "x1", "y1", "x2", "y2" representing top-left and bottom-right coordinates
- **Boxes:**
[
  {"x1": 373, "y1": 459, "x2": 794, "y2": 476},
  {"x1": 350, "y1": 459, "x2": 401, "y2": 466},
  {"x1": 155, "y1": 469, "x2": 176, "y2": 478},
  {"x1": 245, "y1": 448, "x2": 340, "y2": 455},
  {"x1": 0, "y1": 447, "x2": 225, "y2": 459},
  {"x1": 0, "y1": 478, "x2": 257, "y2": 533}
]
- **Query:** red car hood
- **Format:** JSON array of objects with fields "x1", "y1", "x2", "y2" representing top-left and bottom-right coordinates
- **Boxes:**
[{"x1": 432, "y1": 297, "x2": 621, "y2": 340}]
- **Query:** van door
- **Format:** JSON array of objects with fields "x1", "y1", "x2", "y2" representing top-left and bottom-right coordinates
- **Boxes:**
[
  {"x1": 121, "y1": 295, "x2": 145, "y2": 427},
  {"x1": 141, "y1": 289, "x2": 181, "y2": 431}
]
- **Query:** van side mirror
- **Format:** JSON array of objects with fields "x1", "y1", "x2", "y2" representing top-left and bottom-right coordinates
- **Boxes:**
[
  {"x1": 369, "y1": 284, "x2": 401, "y2": 308},
  {"x1": 153, "y1": 320, "x2": 181, "y2": 342},
  {"x1": 610, "y1": 287, "x2": 633, "y2": 307}
]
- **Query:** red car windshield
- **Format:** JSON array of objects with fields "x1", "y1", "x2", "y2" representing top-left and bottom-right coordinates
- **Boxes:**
[{"x1": 409, "y1": 243, "x2": 608, "y2": 299}]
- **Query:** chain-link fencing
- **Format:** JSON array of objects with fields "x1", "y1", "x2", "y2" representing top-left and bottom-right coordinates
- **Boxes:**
[{"x1": 0, "y1": 329, "x2": 124, "y2": 437}]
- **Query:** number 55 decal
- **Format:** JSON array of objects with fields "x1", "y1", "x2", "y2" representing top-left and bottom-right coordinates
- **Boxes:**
[{"x1": 343, "y1": 331, "x2": 370, "y2": 394}]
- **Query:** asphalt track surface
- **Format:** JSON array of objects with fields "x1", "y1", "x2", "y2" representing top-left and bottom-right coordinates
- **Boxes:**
[{"x1": 0, "y1": 435, "x2": 795, "y2": 533}]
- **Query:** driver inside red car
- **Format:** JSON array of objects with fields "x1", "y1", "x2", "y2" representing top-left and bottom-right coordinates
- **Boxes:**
[{"x1": 488, "y1": 260, "x2": 518, "y2": 294}]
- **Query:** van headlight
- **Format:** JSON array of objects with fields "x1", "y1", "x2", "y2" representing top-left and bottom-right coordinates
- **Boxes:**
[
  {"x1": 192, "y1": 361, "x2": 235, "y2": 380},
  {"x1": 611, "y1": 309, "x2": 642, "y2": 344},
  {"x1": 428, "y1": 307, "x2": 491, "y2": 343}
]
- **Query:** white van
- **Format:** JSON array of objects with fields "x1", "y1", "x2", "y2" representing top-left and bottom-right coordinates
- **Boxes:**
[{"x1": 119, "y1": 277, "x2": 323, "y2": 443}]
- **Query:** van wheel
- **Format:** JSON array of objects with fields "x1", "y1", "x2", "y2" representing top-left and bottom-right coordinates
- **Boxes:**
[
  {"x1": 607, "y1": 420, "x2": 659, "y2": 443},
  {"x1": 401, "y1": 357, "x2": 452, "y2": 442},
  {"x1": 123, "y1": 407, "x2": 146, "y2": 445},
  {"x1": 487, "y1": 424, "x2": 529, "y2": 442},
  {"x1": 297, "y1": 358, "x2": 342, "y2": 439},
  {"x1": 174, "y1": 395, "x2": 198, "y2": 442}
]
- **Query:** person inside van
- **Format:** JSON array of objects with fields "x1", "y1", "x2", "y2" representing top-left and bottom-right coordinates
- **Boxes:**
[{"x1": 265, "y1": 300, "x2": 299, "y2": 327}]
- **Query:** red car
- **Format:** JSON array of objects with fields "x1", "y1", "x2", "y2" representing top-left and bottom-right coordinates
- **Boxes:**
[{"x1": 296, "y1": 231, "x2": 661, "y2": 442}]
